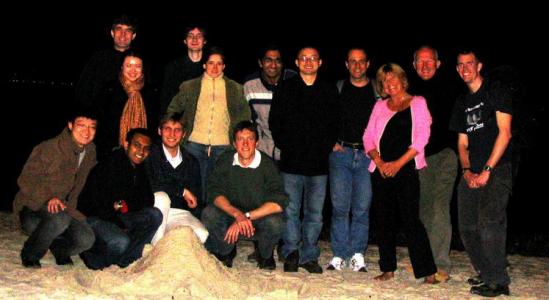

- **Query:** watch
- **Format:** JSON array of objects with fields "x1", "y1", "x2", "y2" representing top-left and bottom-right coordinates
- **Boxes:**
[
  {"x1": 245, "y1": 212, "x2": 251, "y2": 219},
  {"x1": 483, "y1": 165, "x2": 494, "y2": 172}
]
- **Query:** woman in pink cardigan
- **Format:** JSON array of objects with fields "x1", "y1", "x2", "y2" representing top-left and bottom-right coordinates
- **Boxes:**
[{"x1": 363, "y1": 63, "x2": 438, "y2": 284}]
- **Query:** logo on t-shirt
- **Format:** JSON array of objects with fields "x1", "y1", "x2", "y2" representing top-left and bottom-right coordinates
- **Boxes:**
[{"x1": 465, "y1": 102, "x2": 485, "y2": 133}]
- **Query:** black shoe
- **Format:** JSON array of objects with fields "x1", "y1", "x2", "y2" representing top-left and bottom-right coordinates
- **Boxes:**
[
  {"x1": 55, "y1": 256, "x2": 74, "y2": 266},
  {"x1": 216, "y1": 247, "x2": 237, "y2": 268},
  {"x1": 467, "y1": 275, "x2": 484, "y2": 286},
  {"x1": 470, "y1": 284, "x2": 510, "y2": 297},
  {"x1": 283, "y1": 250, "x2": 299, "y2": 272},
  {"x1": 258, "y1": 256, "x2": 276, "y2": 270},
  {"x1": 22, "y1": 258, "x2": 41, "y2": 268},
  {"x1": 299, "y1": 260, "x2": 323, "y2": 274}
]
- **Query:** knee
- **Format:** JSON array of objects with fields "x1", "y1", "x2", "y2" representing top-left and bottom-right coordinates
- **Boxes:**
[
  {"x1": 154, "y1": 192, "x2": 171, "y2": 211},
  {"x1": 261, "y1": 214, "x2": 285, "y2": 236},
  {"x1": 148, "y1": 207, "x2": 163, "y2": 228},
  {"x1": 108, "y1": 235, "x2": 130, "y2": 255},
  {"x1": 201, "y1": 206, "x2": 222, "y2": 229},
  {"x1": 46, "y1": 212, "x2": 72, "y2": 234},
  {"x1": 75, "y1": 225, "x2": 96, "y2": 251}
]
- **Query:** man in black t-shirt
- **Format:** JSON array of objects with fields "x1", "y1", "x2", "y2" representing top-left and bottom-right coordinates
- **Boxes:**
[{"x1": 449, "y1": 49, "x2": 513, "y2": 297}]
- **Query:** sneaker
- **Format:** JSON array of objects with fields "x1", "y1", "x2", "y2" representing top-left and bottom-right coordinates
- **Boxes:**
[
  {"x1": 326, "y1": 256, "x2": 345, "y2": 271},
  {"x1": 350, "y1": 253, "x2": 367, "y2": 272}
]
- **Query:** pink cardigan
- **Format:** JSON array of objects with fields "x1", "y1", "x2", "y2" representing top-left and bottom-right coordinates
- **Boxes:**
[{"x1": 363, "y1": 95, "x2": 432, "y2": 172}]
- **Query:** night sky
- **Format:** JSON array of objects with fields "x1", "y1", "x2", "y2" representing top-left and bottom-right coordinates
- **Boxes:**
[{"x1": 4, "y1": 5, "x2": 546, "y2": 234}]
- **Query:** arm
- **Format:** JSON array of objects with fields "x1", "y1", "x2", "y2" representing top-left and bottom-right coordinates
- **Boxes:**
[
  {"x1": 213, "y1": 195, "x2": 254, "y2": 244},
  {"x1": 475, "y1": 111, "x2": 512, "y2": 186},
  {"x1": 457, "y1": 133, "x2": 478, "y2": 188},
  {"x1": 384, "y1": 148, "x2": 419, "y2": 178}
]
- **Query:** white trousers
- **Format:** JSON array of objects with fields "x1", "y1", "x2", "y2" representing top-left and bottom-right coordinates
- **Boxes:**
[{"x1": 152, "y1": 192, "x2": 209, "y2": 245}]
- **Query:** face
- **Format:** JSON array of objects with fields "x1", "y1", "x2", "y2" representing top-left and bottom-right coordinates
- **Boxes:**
[
  {"x1": 159, "y1": 120, "x2": 184, "y2": 149},
  {"x1": 382, "y1": 72, "x2": 405, "y2": 97},
  {"x1": 203, "y1": 54, "x2": 225, "y2": 78},
  {"x1": 260, "y1": 50, "x2": 283, "y2": 80},
  {"x1": 111, "y1": 24, "x2": 136, "y2": 51},
  {"x1": 184, "y1": 28, "x2": 206, "y2": 51},
  {"x1": 124, "y1": 133, "x2": 151, "y2": 166},
  {"x1": 413, "y1": 48, "x2": 440, "y2": 81},
  {"x1": 233, "y1": 129, "x2": 258, "y2": 163},
  {"x1": 346, "y1": 49, "x2": 369, "y2": 80},
  {"x1": 456, "y1": 53, "x2": 483, "y2": 84},
  {"x1": 68, "y1": 117, "x2": 97, "y2": 148},
  {"x1": 296, "y1": 48, "x2": 322, "y2": 76},
  {"x1": 122, "y1": 56, "x2": 143, "y2": 82}
]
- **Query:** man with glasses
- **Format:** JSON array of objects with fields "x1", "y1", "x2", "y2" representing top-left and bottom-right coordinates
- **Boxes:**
[
  {"x1": 159, "y1": 25, "x2": 208, "y2": 116},
  {"x1": 270, "y1": 46, "x2": 339, "y2": 274},
  {"x1": 14, "y1": 108, "x2": 98, "y2": 268}
]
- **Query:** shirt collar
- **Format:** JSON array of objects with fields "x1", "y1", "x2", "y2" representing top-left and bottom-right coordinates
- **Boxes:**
[
  {"x1": 162, "y1": 144, "x2": 182, "y2": 168},
  {"x1": 232, "y1": 150, "x2": 261, "y2": 169}
]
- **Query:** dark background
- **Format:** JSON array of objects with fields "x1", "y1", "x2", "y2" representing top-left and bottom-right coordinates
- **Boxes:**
[{"x1": 4, "y1": 5, "x2": 546, "y2": 254}]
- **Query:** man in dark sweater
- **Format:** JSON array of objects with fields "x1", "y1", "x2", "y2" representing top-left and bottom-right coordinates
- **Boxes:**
[
  {"x1": 409, "y1": 45, "x2": 458, "y2": 282},
  {"x1": 269, "y1": 46, "x2": 339, "y2": 274},
  {"x1": 146, "y1": 113, "x2": 208, "y2": 245},
  {"x1": 76, "y1": 15, "x2": 137, "y2": 109},
  {"x1": 201, "y1": 121, "x2": 288, "y2": 270},
  {"x1": 78, "y1": 128, "x2": 162, "y2": 270}
]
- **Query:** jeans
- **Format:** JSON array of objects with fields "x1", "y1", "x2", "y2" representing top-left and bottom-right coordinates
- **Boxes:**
[
  {"x1": 20, "y1": 207, "x2": 95, "y2": 262},
  {"x1": 419, "y1": 147, "x2": 457, "y2": 271},
  {"x1": 81, "y1": 207, "x2": 162, "y2": 269},
  {"x1": 329, "y1": 148, "x2": 372, "y2": 259},
  {"x1": 458, "y1": 162, "x2": 512, "y2": 286},
  {"x1": 202, "y1": 206, "x2": 284, "y2": 259},
  {"x1": 281, "y1": 173, "x2": 327, "y2": 264},
  {"x1": 184, "y1": 142, "x2": 231, "y2": 212}
]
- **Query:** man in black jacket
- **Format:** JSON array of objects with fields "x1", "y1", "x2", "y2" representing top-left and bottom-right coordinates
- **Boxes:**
[{"x1": 78, "y1": 128, "x2": 162, "y2": 269}]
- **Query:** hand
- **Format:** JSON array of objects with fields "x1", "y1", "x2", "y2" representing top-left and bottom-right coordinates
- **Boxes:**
[
  {"x1": 332, "y1": 143, "x2": 344, "y2": 152},
  {"x1": 474, "y1": 171, "x2": 491, "y2": 187},
  {"x1": 183, "y1": 189, "x2": 197, "y2": 208},
  {"x1": 224, "y1": 222, "x2": 242, "y2": 244},
  {"x1": 234, "y1": 212, "x2": 255, "y2": 238},
  {"x1": 382, "y1": 161, "x2": 402, "y2": 178},
  {"x1": 463, "y1": 171, "x2": 480, "y2": 188},
  {"x1": 47, "y1": 197, "x2": 66, "y2": 214}
]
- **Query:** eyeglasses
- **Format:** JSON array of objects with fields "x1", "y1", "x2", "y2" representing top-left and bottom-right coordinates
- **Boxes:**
[
  {"x1": 298, "y1": 56, "x2": 320, "y2": 63},
  {"x1": 186, "y1": 34, "x2": 204, "y2": 40}
]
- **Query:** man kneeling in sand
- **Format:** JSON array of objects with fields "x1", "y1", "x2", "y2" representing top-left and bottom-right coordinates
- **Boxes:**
[{"x1": 202, "y1": 121, "x2": 288, "y2": 269}]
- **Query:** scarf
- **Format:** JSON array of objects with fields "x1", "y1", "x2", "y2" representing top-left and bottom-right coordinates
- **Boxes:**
[{"x1": 119, "y1": 73, "x2": 147, "y2": 146}]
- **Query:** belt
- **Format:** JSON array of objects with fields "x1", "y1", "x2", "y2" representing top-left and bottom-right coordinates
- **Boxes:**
[{"x1": 338, "y1": 140, "x2": 363, "y2": 150}]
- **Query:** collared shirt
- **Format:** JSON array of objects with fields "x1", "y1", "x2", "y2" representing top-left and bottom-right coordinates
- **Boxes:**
[
  {"x1": 232, "y1": 149, "x2": 261, "y2": 169},
  {"x1": 162, "y1": 144, "x2": 183, "y2": 169}
]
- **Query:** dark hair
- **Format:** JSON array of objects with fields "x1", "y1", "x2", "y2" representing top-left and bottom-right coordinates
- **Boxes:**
[
  {"x1": 457, "y1": 48, "x2": 481, "y2": 63},
  {"x1": 126, "y1": 128, "x2": 152, "y2": 143},
  {"x1": 205, "y1": 46, "x2": 225, "y2": 63},
  {"x1": 232, "y1": 121, "x2": 258, "y2": 142},
  {"x1": 258, "y1": 44, "x2": 282, "y2": 60},
  {"x1": 347, "y1": 47, "x2": 369, "y2": 62},
  {"x1": 159, "y1": 112, "x2": 185, "y2": 129},
  {"x1": 183, "y1": 24, "x2": 207, "y2": 40},
  {"x1": 67, "y1": 104, "x2": 98, "y2": 123},
  {"x1": 111, "y1": 14, "x2": 137, "y2": 33}
]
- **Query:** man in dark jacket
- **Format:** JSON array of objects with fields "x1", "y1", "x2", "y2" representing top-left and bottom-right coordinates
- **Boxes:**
[
  {"x1": 14, "y1": 109, "x2": 98, "y2": 268},
  {"x1": 78, "y1": 128, "x2": 162, "y2": 269}
]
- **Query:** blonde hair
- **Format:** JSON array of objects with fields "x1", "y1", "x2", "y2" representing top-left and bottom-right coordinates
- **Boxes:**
[{"x1": 375, "y1": 63, "x2": 409, "y2": 98}]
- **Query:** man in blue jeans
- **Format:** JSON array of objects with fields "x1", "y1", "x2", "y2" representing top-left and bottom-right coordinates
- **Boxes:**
[
  {"x1": 78, "y1": 128, "x2": 162, "y2": 269},
  {"x1": 327, "y1": 48, "x2": 378, "y2": 272},
  {"x1": 270, "y1": 47, "x2": 339, "y2": 273}
]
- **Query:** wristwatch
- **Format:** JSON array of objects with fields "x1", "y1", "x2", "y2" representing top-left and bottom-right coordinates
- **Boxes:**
[
  {"x1": 483, "y1": 165, "x2": 494, "y2": 172},
  {"x1": 245, "y1": 212, "x2": 251, "y2": 219}
]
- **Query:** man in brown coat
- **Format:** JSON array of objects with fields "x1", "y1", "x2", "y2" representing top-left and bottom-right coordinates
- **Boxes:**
[{"x1": 13, "y1": 109, "x2": 98, "y2": 268}]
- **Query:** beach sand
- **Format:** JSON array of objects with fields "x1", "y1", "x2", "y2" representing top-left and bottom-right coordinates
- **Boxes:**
[{"x1": 1, "y1": 212, "x2": 547, "y2": 299}]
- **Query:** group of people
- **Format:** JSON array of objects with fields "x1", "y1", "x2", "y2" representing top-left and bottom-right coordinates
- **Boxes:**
[{"x1": 13, "y1": 14, "x2": 514, "y2": 298}]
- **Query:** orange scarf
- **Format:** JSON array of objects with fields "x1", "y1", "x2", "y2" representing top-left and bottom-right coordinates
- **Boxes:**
[{"x1": 119, "y1": 73, "x2": 147, "y2": 146}]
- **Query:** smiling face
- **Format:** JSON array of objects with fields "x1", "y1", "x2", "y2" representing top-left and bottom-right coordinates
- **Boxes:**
[
  {"x1": 382, "y1": 72, "x2": 405, "y2": 97},
  {"x1": 233, "y1": 128, "x2": 258, "y2": 165},
  {"x1": 184, "y1": 27, "x2": 206, "y2": 51},
  {"x1": 203, "y1": 53, "x2": 225, "y2": 78},
  {"x1": 111, "y1": 24, "x2": 135, "y2": 52},
  {"x1": 413, "y1": 47, "x2": 440, "y2": 81},
  {"x1": 296, "y1": 47, "x2": 322, "y2": 76},
  {"x1": 122, "y1": 56, "x2": 143, "y2": 82},
  {"x1": 159, "y1": 120, "x2": 184, "y2": 150},
  {"x1": 260, "y1": 50, "x2": 283, "y2": 81},
  {"x1": 456, "y1": 53, "x2": 483, "y2": 85},
  {"x1": 346, "y1": 49, "x2": 369, "y2": 81},
  {"x1": 68, "y1": 117, "x2": 97, "y2": 148},
  {"x1": 124, "y1": 133, "x2": 151, "y2": 166}
]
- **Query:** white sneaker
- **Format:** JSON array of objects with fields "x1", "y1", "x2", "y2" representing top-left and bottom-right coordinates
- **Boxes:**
[
  {"x1": 326, "y1": 256, "x2": 345, "y2": 271},
  {"x1": 350, "y1": 253, "x2": 367, "y2": 272}
]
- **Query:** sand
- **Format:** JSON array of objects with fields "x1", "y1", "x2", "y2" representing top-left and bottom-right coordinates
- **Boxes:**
[{"x1": 0, "y1": 211, "x2": 547, "y2": 299}]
